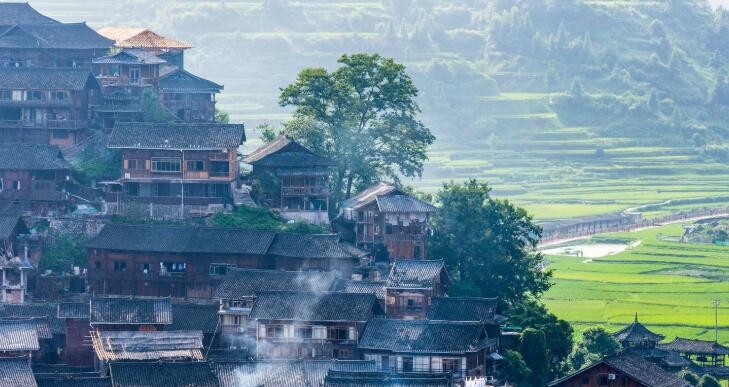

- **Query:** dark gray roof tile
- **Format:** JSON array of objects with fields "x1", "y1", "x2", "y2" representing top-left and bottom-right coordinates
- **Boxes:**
[
  {"x1": 0, "y1": 320, "x2": 38, "y2": 351},
  {"x1": 0, "y1": 3, "x2": 57, "y2": 24},
  {"x1": 0, "y1": 23, "x2": 111, "y2": 49},
  {"x1": 249, "y1": 291, "x2": 380, "y2": 322},
  {"x1": 658, "y1": 337, "x2": 729, "y2": 355},
  {"x1": 90, "y1": 297, "x2": 171, "y2": 325},
  {"x1": 613, "y1": 316, "x2": 665, "y2": 343},
  {"x1": 215, "y1": 360, "x2": 333, "y2": 387},
  {"x1": 159, "y1": 68, "x2": 223, "y2": 93},
  {"x1": 214, "y1": 268, "x2": 337, "y2": 300},
  {"x1": 376, "y1": 195, "x2": 436, "y2": 213},
  {"x1": 108, "y1": 123, "x2": 245, "y2": 150},
  {"x1": 426, "y1": 297, "x2": 501, "y2": 323},
  {"x1": 386, "y1": 260, "x2": 448, "y2": 289},
  {"x1": 268, "y1": 233, "x2": 358, "y2": 260},
  {"x1": 0, "y1": 214, "x2": 26, "y2": 241},
  {"x1": 170, "y1": 304, "x2": 219, "y2": 334},
  {"x1": 330, "y1": 279, "x2": 386, "y2": 300},
  {"x1": 358, "y1": 320, "x2": 488, "y2": 354},
  {"x1": 109, "y1": 361, "x2": 219, "y2": 387},
  {"x1": 0, "y1": 357, "x2": 36, "y2": 387},
  {"x1": 0, "y1": 303, "x2": 63, "y2": 334},
  {"x1": 57, "y1": 302, "x2": 90, "y2": 319},
  {"x1": 0, "y1": 143, "x2": 70, "y2": 170},
  {"x1": 244, "y1": 135, "x2": 333, "y2": 167}
]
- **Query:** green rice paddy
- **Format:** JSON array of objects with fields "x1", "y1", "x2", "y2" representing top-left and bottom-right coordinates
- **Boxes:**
[{"x1": 543, "y1": 223, "x2": 729, "y2": 343}]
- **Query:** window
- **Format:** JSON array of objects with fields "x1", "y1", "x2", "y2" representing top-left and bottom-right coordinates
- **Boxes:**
[
  {"x1": 209, "y1": 263, "x2": 236, "y2": 276},
  {"x1": 414, "y1": 245, "x2": 421, "y2": 259},
  {"x1": 402, "y1": 357, "x2": 413, "y2": 372},
  {"x1": 129, "y1": 67, "x2": 140, "y2": 84},
  {"x1": 385, "y1": 225, "x2": 393, "y2": 234},
  {"x1": 187, "y1": 160, "x2": 204, "y2": 171},
  {"x1": 140, "y1": 263, "x2": 150, "y2": 274},
  {"x1": 266, "y1": 325, "x2": 283, "y2": 338},
  {"x1": 335, "y1": 348, "x2": 351, "y2": 358},
  {"x1": 313, "y1": 326, "x2": 326, "y2": 339},
  {"x1": 296, "y1": 326, "x2": 312, "y2": 339},
  {"x1": 94, "y1": 261, "x2": 101, "y2": 270},
  {"x1": 126, "y1": 182, "x2": 139, "y2": 196},
  {"x1": 161, "y1": 262, "x2": 186, "y2": 274},
  {"x1": 442, "y1": 358, "x2": 461, "y2": 374},
  {"x1": 113, "y1": 261, "x2": 127, "y2": 272},
  {"x1": 413, "y1": 356, "x2": 429, "y2": 372},
  {"x1": 210, "y1": 161, "x2": 229, "y2": 176},
  {"x1": 327, "y1": 327, "x2": 349, "y2": 340},
  {"x1": 26, "y1": 91, "x2": 43, "y2": 101},
  {"x1": 151, "y1": 158, "x2": 181, "y2": 173},
  {"x1": 127, "y1": 159, "x2": 145, "y2": 170},
  {"x1": 12, "y1": 181, "x2": 20, "y2": 190},
  {"x1": 50, "y1": 91, "x2": 66, "y2": 101},
  {"x1": 382, "y1": 355, "x2": 391, "y2": 371},
  {"x1": 52, "y1": 130, "x2": 69, "y2": 139},
  {"x1": 0, "y1": 90, "x2": 10, "y2": 100}
]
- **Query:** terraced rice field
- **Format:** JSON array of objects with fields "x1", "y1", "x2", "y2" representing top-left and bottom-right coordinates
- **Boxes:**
[{"x1": 543, "y1": 223, "x2": 729, "y2": 343}]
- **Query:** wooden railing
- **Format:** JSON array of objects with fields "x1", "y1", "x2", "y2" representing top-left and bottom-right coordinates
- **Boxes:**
[{"x1": 0, "y1": 119, "x2": 87, "y2": 129}]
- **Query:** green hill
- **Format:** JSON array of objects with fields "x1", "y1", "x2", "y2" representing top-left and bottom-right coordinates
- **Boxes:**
[{"x1": 32, "y1": 0, "x2": 729, "y2": 220}]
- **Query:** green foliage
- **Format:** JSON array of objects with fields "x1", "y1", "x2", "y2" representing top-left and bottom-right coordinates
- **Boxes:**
[
  {"x1": 257, "y1": 122, "x2": 278, "y2": 143},
  {"x1": 215, "y1": 108, "x2": 230, "y2": 123},
  {"x1": 74, "y1": 146, "x2": 121, "y2": 184},
  {"x1": 520, "y1": 328, "x2": 550, "y2": 387},
  {"x1": 509, "y1": 299, "x2": 574, "y2": 379},
  {"x1": 141, "y1": 89, "x2": 172, "y2": 123},
  {"x1": 429, "y1": 179, "x2": 551, "y2": 304},
  {"x1": 697, "y1": 375, "x2": 721, "y2": 387},
  {"x1": 279, "y1": 53, "x2": 435, "y2": 209},
  {"x1": 502, "y1": 350, "x2": 532, "y2": 386},
  {"x1": 679, "y1": 371, "x2": 700, "y2": 386},
  {"x1": 568, "y1": 327, "x2": 620, "y2": 371},
  {"x1": 210, "y1": 205, "x2": 287, "y2": 230},
  {"x1": 41, "y1": 234, "x2": 86, "y2": 273},
  {"x1": 209, "y1": 205, "x2": 325, "y2": 234}
]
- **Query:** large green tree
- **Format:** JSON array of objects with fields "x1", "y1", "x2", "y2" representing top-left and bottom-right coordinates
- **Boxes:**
[
  {"x1": 279, "y1": 53, "x2": 435, "y2": 209},
  {"x1": 567, "y1": 327, "x2": 620, "y2": 371},
  {"x1": 520, "y1": 328, "x2": 550, "y2": 387},
  {"x1": 428, "y1": 179, "x2": 551, "y2": 303}
]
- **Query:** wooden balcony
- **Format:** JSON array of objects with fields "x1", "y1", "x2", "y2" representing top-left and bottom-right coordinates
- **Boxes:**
[
  {"x1": 0, "y1": 119, "x2": 88, "y2": 129},
  {"x1": 281, "y1": 186, "x2": 329, "y2": 196},
  {"x1": 98, "y1": 76, "x2": 156, "y2": 87},
  {"x1": 0, "y1": 98, "x2": 73, "y2": 107}
]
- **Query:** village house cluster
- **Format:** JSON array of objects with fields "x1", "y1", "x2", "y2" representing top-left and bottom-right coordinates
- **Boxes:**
[
  {"x1": 0, "y1": 3, "x2": 723, "y2": 387},
  {"x1": 0, "y1": 4, "x2": 510, "y2": 387}
]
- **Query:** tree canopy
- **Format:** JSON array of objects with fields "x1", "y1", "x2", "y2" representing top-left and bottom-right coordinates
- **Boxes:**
[
  {"x1": 279, "y1": 53, "x2": 435, "y2": 209},
  {"x1": 428, "y1": 179, "x2": 551, "y2": 303},
  {"x1": 568, "y1": 327, "x2": 620, "y2": 371}
]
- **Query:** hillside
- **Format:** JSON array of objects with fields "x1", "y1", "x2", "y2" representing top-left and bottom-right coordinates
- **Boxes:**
[{"x1": 30, "y1": 0, "x2": 729, "y2": 220}]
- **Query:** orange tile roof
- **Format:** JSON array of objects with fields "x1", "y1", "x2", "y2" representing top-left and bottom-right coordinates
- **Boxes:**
[{"x1": 97, "y1": 27, "x2": 192, "y2": 49}]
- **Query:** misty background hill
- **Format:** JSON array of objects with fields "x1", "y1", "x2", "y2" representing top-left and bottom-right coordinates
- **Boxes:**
[{"x1": 25, "y1": 0, "x2": 729, "y2": 220}]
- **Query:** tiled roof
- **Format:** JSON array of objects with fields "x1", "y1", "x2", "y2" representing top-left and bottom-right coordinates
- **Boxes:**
[
  {"x1": 109, "y1": 361, "x2": 219, "y2": 387},
  {"x1": 0, "y1": 214, "x2": 26, "y2": 241},
  {"x1": 108, "y1": 123, "x2": 245, "y2": 150},
  {"x1": 92, "y1": 49, "x2": 165, "y2": 65},
  {"x1": 323, "y1": 370, "x2": 452, "y2": 387},
  {"x1": 426, "y1": 297, "x2": 501, "y2": 323},
  {"x1": 243, "y1": 135, "x2": 334, "y2": 167},
  {"x1": 358, "y1": 320, "x2": 488, "y2": 354},
  {"x1": 170, "y1": 304, "x2": 219, "y2": 334},
  {"x1": 341, "y1": 182, "x2": 400, "y2": 211},
  {"x1": 215, "y1": 360, "x2": 333, "y2": 387},
  {"x1": 376, "y1": 195, "x2": 437, "y2": 213},
  {"x1": 57, "y1": 302, "x2": 90, "y2": 319},
  {"x1": 0, "y1": 303, "x2": 63, "y2": 334},
  {"x1": 330, "y1": 360, "x2": 378, "y2": 372},
  {"x1": 0, "y1": 320, "x2": 39, "y2": 351},
  {"x1": 0, "y1": 143, "x2": 70, "y2": 170},
  {"x1": 658, "y1": 337, "x2": 729, "y2": 355},
  {"x1": 0, "y1": 23, "x2": 112, "y2": 49},
  {"x1": 213, "y1": 268, "x2": 337, "y2": 300},
  {"x1": 0, "y1": 3, "x2": 58, "y2": 24},
  {"x1": 249, "y1": 291, "x2": 380, "y2": 322},
  {"x1": 386, "y1": 260, "x2": 448, "y2": 289},
  {"x1": 91, "y1": 330, "x2": 203, "y2": 361},
  {"x1": 85, "y1": 224, "x2": 276, "y2": 255},
  {"x1": 613, "y1": 316, "x2": 665, "y2": 343},
  {"x1": 0, "y1": 357, "x2": 36, "y2": 387},
  {"x1": 549, "y1": 353, "x2": 689, "y2": 387},
  {"x1": 98, "y1": 28, "x2": 192, "y2": 49},
  {"x1": 330, "y1": 279, "x2": 386, "y2": 300},
  {"x1": 0, "y1": 317, "x2": 51, "y2": 339},
  {"x1": 159, "y1": 68, "x2": 223, "y2": 93},
  {"x1": 36, "y1": 378, "x2": 111, "y2": 387},
  {"x1": 90, "y1": 297, "x2": 172, "y2": 325},
  {"x1": 268, "y1": 233, "x2": 359, "y2": 260},
  {"x1": 0, "y1": 67, "x2": 97, "y2": 89}
]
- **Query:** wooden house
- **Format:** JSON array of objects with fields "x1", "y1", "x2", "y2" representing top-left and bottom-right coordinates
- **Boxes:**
[
  {"x1": 0, "y1": 68, "x2": 101, "y2": 145},
  {"x1": 658, "y1": 337, "x2": 729, "y2": 371},
  {"x1": 0, "y1": 320, "x2": 38, "y2": 358},
  {"x1": 384, "y1": 260, "x2": 451, "y2": 319},
  {"x1": 84, "y1": 223, "x2": 364, "y2": 298},
  {"x1": 213, "y1": 268, "x2": 336, "y2": 349},
  {"x1": 0, "y1": 304, "x2": 64, "y2": 364},
  {"x1": 244, "y1": 135, "x2": 335, "y2": 225},
  {"x1": 97, "y1": 27, "x2": 192, "y2": 71},
  {"x1": 109, "y1": 361, "x2": 219, "y2": 387},
  {"x1": 358, "y1": 320, "x2": 497, "y2": 382},
  {"x1": 103, "y1": 123, "x2": 244, "y2": 218},
  {"x1": 0, "y1": 5, "x2": 112, "y2": 69},
  {"x1": 339, "y1": 182, "x2": 436, "y2": 261},
  {"x1": 613, "y1": 315, "x2": 665, "y2": 350},
  {"x1": 0, "y1": 215, "x2": 30, "y2": 304},
  {"x1": 0, "y1": 143, "x2": 71, "y2": 215},
  {"x1": 57, "y1": 302, "x2": 92, "y2": 366},
  {"x1": 549, "y1": 353, "x2": 689, "y2": 387},
  {"x1": 158, "y1": 68, "x2": 222, "y2": 123},
  {"x1": 249, "y1": 291, "x2": 383, "y2": 360}
]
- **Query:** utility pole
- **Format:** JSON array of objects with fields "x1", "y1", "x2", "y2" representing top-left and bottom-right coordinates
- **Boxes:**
[{"x1": 714, "y1": 299, "x2": 721, "y2": 343}]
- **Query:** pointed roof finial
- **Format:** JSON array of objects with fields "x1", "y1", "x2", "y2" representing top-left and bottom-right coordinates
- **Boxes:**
[{"x1": 635, "y1": 312, "x2": 638, "y2": 322}]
